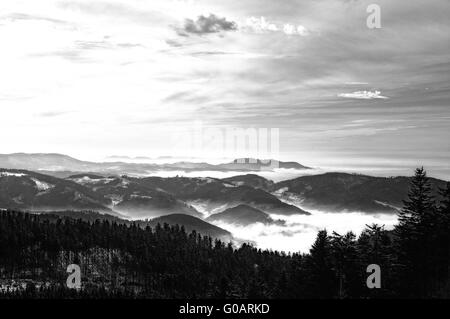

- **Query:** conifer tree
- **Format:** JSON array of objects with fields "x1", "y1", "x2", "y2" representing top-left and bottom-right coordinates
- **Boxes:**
[
  {"x1": 304, "y1": 230, "x2": 336, "y2": 298},
  {"x1": 395, "y1": 167, "x2": 435, "y2": 297}
]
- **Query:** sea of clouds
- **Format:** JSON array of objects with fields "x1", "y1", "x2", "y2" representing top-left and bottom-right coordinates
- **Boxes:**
[{"x1": 213, "y1": 210, "x2": 398, "y2": 253}]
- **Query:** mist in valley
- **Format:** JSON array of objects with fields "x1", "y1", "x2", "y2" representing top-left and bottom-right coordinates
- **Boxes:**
[{"x1": 212, "y1": 210, "x2": 398, "y2": 253}]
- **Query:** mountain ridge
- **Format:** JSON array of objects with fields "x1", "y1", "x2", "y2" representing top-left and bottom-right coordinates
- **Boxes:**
[
  {"x1": 273, "y1": 172, "x2": 447, "y2": 213},
  {"x1": 207, "y1": 204, "x2": 285, "y2": 226},
  {"x1": 0, "y1": 153, "x2": 310, "y2": 175}
]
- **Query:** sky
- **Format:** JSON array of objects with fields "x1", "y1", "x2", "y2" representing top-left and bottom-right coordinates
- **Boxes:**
[{"x1": 0, "y1": 0, "x2": 449, "y2": 178}]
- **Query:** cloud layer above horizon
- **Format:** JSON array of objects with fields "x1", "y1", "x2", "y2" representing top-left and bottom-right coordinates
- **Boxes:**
[{"x1": 0, "y1": 0, "x2": 449, "y2": 177}]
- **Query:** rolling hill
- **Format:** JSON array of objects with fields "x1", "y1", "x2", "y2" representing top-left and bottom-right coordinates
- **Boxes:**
[
  {"x1": 68, "y1": 174, "x2": 201, "y2": 219},
  {"x1": 221, "y1": 174, "x2": 274, "y2": 191},
  {"x1": 136, "y1": 176, "x2": 309, "y2": 215},
  {"x1": 0, "y1": 169, "x2": 114, "y2": 214},
  {"x1": 207, "y1": 204, "x2": 284, "y2": 226},
  {"x1": 273, "y1": 172, "x2": 447, "y2": 213},
  {"x1": 147, "y1": 214, "x2": 232, "y2": 240}
]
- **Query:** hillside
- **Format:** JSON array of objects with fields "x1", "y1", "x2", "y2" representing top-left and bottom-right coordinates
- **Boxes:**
[
  {"x1": 71, "y1": 175, "x2": 201, "y2": 219},
  {"x1": 274, "y1": 172, "x2": 447, "y2": 213},
  {"x1": 221, "y1": 174, "x2": 274, "y2": 191},
  {"x1": 207, "y1": 204, "x2": 284, "y2": 226},
  {"x1": 137, "y1": 176, "x2": 309, "y2": 215},
  {"x1": 0, "y1": 169, "x2": 114, "y2": 214},
  {"x1": 147, "y1": 214, "x2": 232, "y2": 240}
]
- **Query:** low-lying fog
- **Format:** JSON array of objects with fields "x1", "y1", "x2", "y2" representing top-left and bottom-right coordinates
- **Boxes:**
[
  {"x1": 128, "y1": 167, "x2": 401, "y2": 253},
  {"x1": 147, "y1": 168, "x2": 326, "y2": 183},
  {"x1": 213, "y1": 210, "x2": 398, "y2": 254},
  {"x1": 105, "y1": 160, "x2": 405, "y2": 253}
]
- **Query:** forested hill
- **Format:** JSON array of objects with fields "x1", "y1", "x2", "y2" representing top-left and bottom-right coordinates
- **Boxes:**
[{"x1": 0, "y1": 169, "x2": 449, "y2": 299}]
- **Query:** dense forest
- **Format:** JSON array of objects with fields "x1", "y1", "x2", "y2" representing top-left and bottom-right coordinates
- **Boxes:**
[{"x1": 0, "y1": 168, "x2": 449, "y2": 299}]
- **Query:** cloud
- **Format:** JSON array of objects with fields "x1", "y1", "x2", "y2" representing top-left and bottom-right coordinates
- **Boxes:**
[
  {"x1": 1, "y1": 0, "x2": 449, "y2": 173},
  {"x1": 345, "y1": 82, "x2": 370, "y2": 85},
  {"x1": 59, "y1": 1, "x2": 167, "y2": 25},
  {"x1": 243, "y1": 16, "x2": 279, "y2": 33},
  {"x1": 211, "y1": 211, "x2": 398, "y2": 253},
  {"x1": 338, "y1": 90, "x2": 389, "y2": 100},
  {"x1": 165, "y1": 39, "x2": 183, "y2": 47},
  {"x1": 242, "y1": 16, "x2": 309, "y2": 36},
  {"x1": 29, "y1": 50, "x2": 89, "y2": 62},
  {"x1": 1, "y1": 13, "x2": 68, "y2": 25},
  {"x1": 282, "y1": 24, "x2": 308, "y2": 36},
  {"x1": 35, "y1": 111, "x2": 72, "y2": 118},
  {"x1": 177, "y1": 14, "x2": 237, "y2": 36},
  {"x1": 189, "y1": 51, "x2": 237, "y2": 57},
  {"x1": 29, "y1": 38, "x2": 140, "y2": 63}
]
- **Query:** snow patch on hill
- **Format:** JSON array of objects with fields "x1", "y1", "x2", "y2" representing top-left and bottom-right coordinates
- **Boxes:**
[
  {"x1": 0, "y1": 172, "x2": 27, "y2": 177},
  {"x1": 31, "y1": 178, "x2": 54, "y2": 191},
  {"x1": 187, "y1": 200, "x2": 230, "y2": 217},
  {"x1": 130, "y1": 194, "x2": 153, "y2": 200},
  {"x1": 71, "y1": 176, "x2": 114, "y2": 185}
]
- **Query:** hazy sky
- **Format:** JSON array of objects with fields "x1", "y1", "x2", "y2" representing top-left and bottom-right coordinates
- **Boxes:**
[{"x1": 1, "y1": 0, "x2": 449, "y2": 177}]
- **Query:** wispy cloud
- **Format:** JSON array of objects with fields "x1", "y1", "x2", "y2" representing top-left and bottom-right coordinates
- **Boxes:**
[
  {"x1": 34, "y1": 111, "x2": 73, "y2": 118},
  {"x1": 59, "y1": 1, "x2": 167, "y2": 25},
  {"x1": 0, "y1": 0, "x2": 448, "y2": 174},
  {"x1": 1, "y1": 12, "x2": 68, "y2": 25},
  {"x1": 345, "y1": 82, "x2": 370, "y2": 85},
  {"x1": 338, "y1": 91, "x2": 389, "y2": 100},
  {"x1": 241, "y1": 16, "x2": 309, "y2": 36}
]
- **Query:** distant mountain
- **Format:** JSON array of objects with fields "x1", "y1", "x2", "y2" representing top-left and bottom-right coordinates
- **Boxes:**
[
  {"x1": 147, "y1": 214, "x2": 232, "y2": 240},
  {"x1": 207, "y1": 204, "x2": 284, "y2": 226},
  {"x1": 219, "y1": 158, "x2": 310, "y2": 170},
  {"x1": 137, "y1": 176, "x2": 310, "y2": 215},
  {"x1": 0, "y1": 169, "x2": 115, "y2": 214},
  {"x1": 0, "y1": 153, "x2": 309, "y2": 176},
  {"x1": 0, "y1": 153, "x2": 88, "y2": 171},
  {"x1": 222, "y1": 174, "x2": 274, "y2": 191},
  {"x1": 273, "y1": 172, "x2": 447, "y2": 214}
]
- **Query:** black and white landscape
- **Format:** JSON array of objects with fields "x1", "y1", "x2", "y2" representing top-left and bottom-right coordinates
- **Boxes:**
[
  {"x1": 0, "y1": 153, "x2": 447, "y2": 253},
  {"x1": 0, "y1": 0, "x2": 449, "y2": 300}
]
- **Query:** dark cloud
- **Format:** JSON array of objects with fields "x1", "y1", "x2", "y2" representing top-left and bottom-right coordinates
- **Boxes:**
[
  {"x1": 177, "y1": 14, "x2": 237, "y2": 36},
  {"x1": 165, "y1": 39, "x2": 183, "y2": 48}
]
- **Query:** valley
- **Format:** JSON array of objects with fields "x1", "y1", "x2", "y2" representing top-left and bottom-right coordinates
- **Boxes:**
[{"x1": 1, "y1": 154, "x2": 447, "y2": 253}]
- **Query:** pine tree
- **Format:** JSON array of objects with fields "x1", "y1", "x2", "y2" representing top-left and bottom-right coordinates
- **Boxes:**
[
  {"x1": 438, "y1": 182, "x2": 450, "y2": 218},
  {"x1": 394, "y1": 167, "x2": 435, "y2": 297},
  {"x1": 304, "y1": 230, "x2": 336, "y2": 298},
  {"x1": 435, "y1": 182, "x2": 450, "y2": 296},
  {"x1": 357, "y1": 224, "x2": 394, "y2": 298},
  {"x1": 398, "y1": 167, "x2": 434, "y2": 229}
]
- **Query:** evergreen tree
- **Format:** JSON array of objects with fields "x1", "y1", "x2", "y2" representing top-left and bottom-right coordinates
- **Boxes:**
[
  {"x1": 395, "y1": 167, "x2": 435, "y2": 297},
  {"x1": 1, "y1": 168, "x2": 449, "y2": 299},
  {"x1": 435, "y1": 182, "x2": 450, "y2": 296},
  {"x1": 304, "y1": 230, "x2": 336, "y2": 298}
]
